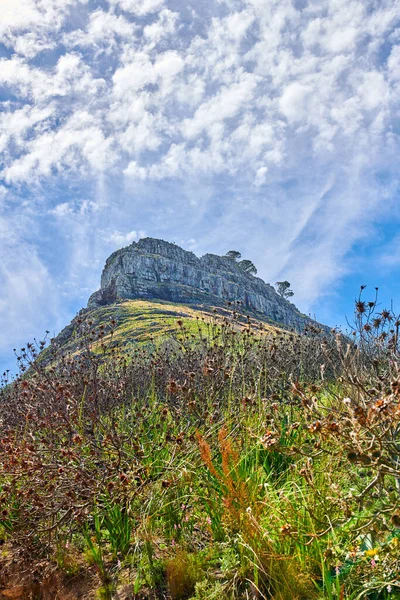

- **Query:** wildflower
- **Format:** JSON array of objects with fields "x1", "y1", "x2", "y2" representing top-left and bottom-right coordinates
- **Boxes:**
[
  {"x1": 343, "y1": 397, "x2": 351, "y2": 405},
  {"x1": 206, "y1": 517, "x2": 211, "y2": 525},
  {"x1": 387, "y1": 585, "x2": 392, "y2": 593},
  {"x1": 364, "y1": 548, "x2": 379, "y2": 557},
  {"x1": 370, "y1": 559, "x2": 376, "y2": 568}
]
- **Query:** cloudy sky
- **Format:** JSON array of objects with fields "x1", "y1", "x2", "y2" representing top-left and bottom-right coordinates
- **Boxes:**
[{"x1": 1, "y1": 0, "x2": 400, "y2": 374}]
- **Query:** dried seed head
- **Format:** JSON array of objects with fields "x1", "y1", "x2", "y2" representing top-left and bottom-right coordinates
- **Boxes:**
[
  {"x1": 391, "y1": 513, "x2": 400, "y2": 528},
  {"x1": 347, "y1": 451, "x2": 359, "y2": 463}
]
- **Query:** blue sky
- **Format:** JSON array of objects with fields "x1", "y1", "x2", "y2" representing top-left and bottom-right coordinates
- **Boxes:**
[{"x1": 1, "y1": 0, "x2": 400, "y2": 375}]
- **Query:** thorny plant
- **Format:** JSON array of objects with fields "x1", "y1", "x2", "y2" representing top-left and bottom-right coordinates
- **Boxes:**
[{"x1": 0, "y1": 292, "x2": 399, "y2": 599}]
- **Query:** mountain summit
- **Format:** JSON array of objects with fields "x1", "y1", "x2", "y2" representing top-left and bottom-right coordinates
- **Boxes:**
[{"x1": 87, "y1": 238, "x2": 319, "y2": 332}]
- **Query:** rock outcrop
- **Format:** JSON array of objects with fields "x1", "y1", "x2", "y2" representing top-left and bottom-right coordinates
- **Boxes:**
[{"x1": 87, "y1": 238, "x2": 322, "y2": 332}]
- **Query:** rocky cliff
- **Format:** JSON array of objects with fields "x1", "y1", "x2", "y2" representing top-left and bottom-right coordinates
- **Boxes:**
[{"x1": 87, "y1": 238, "x2": 322, "y2": 332}]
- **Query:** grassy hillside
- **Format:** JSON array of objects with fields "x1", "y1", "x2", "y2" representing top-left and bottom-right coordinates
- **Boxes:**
[
  {"x1": 0, "y1": 296, "x2": 399, "y2": 600},
  {"x1": 49, "y1": 299, "x2": 282, "y2": 358}
]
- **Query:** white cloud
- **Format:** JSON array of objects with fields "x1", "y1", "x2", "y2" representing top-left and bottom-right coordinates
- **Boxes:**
[
  {"x1": 143, "y1": 9, "x2": 178, "y2": 46},
  {"x1": 279, "y1": 82, "x2": 312, "y2": 123},
  {"x1": 254, "y1": 166, "x2": 268, "y2": 186},
  {"x1": 0, "y1": 0, "x2": 88, "y2": 57},
  {"x1": 104, "y1": 229, "x2": 145, "y2": 246},
  {"x1": 124, "y1": 160, "x2": 148, "y2": 178},
  {"x1": 49, "y1": 199, "x2": 100, "y2": 217},
  {"x1": 0, "y1": 214, "x2": 61, "y2": 361},
  {"x1": 0, "y1": 0, "x2": 400, "y2": 368},
  {"x1": 0, "y1": 53, "x2": 104, "y2": 102},
  {"x1": 112, "y1": 48, "x2": 184, "y2": 101},
  {"x1": 182, "y1": 74, "x2": 258, "y2": 139},
  {"x1": 356, "y1": 71, "x2": 389, "y2": 111},
  {"x1": 65, "y1": 9, "x2": 136, "y2": 49},
  {"x1": 3, "y1": 110, "x2": 115, "y2": 183},
  {"x1": 108, "y1": 0, "x2": 165, "y2": 16},
  {"x1": 2, "y1": 0, "x2": 396, "y2": 189},
  {"x1": 0, "y1": 105, "x2": 54, "y2": 154},
  {"x1": 388, "y1": 44, "x2": 400, "y2": 80}
]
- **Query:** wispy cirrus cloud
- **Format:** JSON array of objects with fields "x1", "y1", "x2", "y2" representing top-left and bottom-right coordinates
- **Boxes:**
[{"x1": 0, "y1": 0, "x2": 400, "y2": 371}]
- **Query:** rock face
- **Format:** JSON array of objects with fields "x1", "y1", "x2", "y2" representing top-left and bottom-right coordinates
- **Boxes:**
[{"x1": 88, "y1": 238, "x2": 320, "y2": 331}]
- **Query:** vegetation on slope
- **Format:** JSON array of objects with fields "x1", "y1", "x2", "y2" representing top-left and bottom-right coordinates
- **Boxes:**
[
  {"x1": 48, "y1": 299, "x2": 281, "y2": 360},
  {"x1": 0, "y1": 290, "x2": 399, "y2": 599}
]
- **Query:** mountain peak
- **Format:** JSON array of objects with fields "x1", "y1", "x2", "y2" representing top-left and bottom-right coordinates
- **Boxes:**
[{"x1": 87, "y1": 238, "x2": 320, "y2": 332}]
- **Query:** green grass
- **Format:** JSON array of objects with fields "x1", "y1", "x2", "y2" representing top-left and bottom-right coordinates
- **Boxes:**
[{"x1": 50, "y1": 299, "x2": 281, "y2": 362}]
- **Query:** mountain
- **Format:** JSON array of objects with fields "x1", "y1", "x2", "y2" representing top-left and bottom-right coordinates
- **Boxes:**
[
  {"x1": 88, "y1": 238, "x2": 319, "y2": 331},
  {"x1": 51, "y1": 238, "x2": 326, "y2": 356}
]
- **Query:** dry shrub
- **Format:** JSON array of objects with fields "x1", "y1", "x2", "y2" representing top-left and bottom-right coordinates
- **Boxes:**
[{"x1": 166, "y1": 551, "x2": 205, "y2": 600}]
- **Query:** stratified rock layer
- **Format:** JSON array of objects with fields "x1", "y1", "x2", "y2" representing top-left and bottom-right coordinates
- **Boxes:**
[{"x1": 88, "y1": 238, "x2": 319, "y2": 331}]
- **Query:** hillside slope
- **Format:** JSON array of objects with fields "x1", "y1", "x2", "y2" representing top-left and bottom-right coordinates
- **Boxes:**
[{"x1": 51, "y1": 298, "x2": 282, "y2": 358}]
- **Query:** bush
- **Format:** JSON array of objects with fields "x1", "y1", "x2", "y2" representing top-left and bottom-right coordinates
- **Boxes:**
[{"x1": 0, "y1": 291, "x2": 399, "y2": 598}]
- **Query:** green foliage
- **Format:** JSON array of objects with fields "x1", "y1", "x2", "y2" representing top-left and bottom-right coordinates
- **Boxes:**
[
  {"x1": 225, "y1": 250, "x2": 242, "y2": 261},
  {"x1": 101, "y1": 501, "x2": 132, "y2": 559},
  {"x1": 189, "y1": 579, "x2": 229, "y2": 600},
  {"x1": 1, "y1": 290, "x2": 400, "y2": 598},
  {"x1": 275, "y1": 280, "x2": 294, "y2": 299},
  {"x1": 94, "y1": 584, "x2": 115, "y2": 600},
  {"x1": 238, "y1": 259, "x2": 257, "y2": 275},
  {"x1": 83, "y1": 514, "x2": 110, "y2": 584}
]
